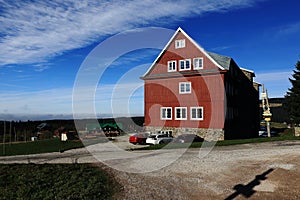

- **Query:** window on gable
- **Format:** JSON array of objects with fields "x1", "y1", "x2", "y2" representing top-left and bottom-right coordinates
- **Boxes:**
[
  {"x1": 175, "y1": 107, "x2": 187, "y2": 120},
  {"x1": 175, "y1": 39, "x2": 185, "y2": 49},
  {"x1": 179, "y1": 82, "x2": 191, "y2": 94},
  {"x1": 190, "y1": 107, "x2": 203, "y2": 120},
  {"x1": 161, "y1": 107, "x2": 172, "y2": 120},
  {"x1": 193, "y1": 58, "x2": 203, "y2": 70},
  {"x1": 167, "y1": 60, "x2": 176, "y2": 72},
  {"x1": 179, "y1": 59, "x2": 191, "y2": 71}
]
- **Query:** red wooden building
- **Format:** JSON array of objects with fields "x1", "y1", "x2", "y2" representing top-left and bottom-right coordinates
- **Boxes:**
[{"x1": 141, "y1": 27, "x2": 260, "y2": 140}]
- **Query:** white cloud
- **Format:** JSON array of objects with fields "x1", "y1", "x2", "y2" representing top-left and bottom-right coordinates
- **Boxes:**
[
  {"x1": 276, "y1": 21, "x2": 300, "y2": 36},
  {"x1": 0, "y1": 0, "x2": 255, "y2": 66},
  {"x1": 255, "y1": 71, "x2": 292, "y2": 82}
]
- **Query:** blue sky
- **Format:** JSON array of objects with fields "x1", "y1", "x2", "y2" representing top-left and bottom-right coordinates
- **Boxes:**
[{"x1": 0, "y1": 0, "x2": 299, "y2": 120}]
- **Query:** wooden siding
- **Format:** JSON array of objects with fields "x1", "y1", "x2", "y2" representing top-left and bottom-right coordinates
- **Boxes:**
[
  {"x1": 142, "y1": 28, "x2": 260, "y2": 139},
  {"x1": 144, "y1": 74, "x2": 225, "y2": 129},
  {"x1": 148, "y1": 31, "x2": 220, "y2": 76}
]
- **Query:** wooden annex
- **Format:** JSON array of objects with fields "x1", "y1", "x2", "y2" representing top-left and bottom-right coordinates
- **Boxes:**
[{"x1": 141, "y1": 27, "x2": 260, "y2": 140}]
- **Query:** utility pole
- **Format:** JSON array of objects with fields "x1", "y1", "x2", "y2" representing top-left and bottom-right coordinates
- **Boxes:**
[
  {"x1": 261, "y1": 84, "x2": 272, "y2": 137},
  {"x1": 14, "y1": 126, "x2": 17, "y2": 142},
  {"x1": 9, "y1": 121, "x2": 12, "y2": 145},
  {"x1": 3, "y1": 121, "x2": 6, "y2": 155}
]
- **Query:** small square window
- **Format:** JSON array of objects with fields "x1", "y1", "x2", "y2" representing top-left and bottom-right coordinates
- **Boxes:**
[
  {"x1": 175, "y1": 39, "x2": 185, "y2": 49},
  {"x1": 179, "y1": 82, "x2": 191, "y2": 94}
]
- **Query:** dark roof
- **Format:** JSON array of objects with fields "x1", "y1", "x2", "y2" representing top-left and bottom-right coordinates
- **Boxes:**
[{"x1": 207, "y1": 52, "x2": 232, "y2": 70}]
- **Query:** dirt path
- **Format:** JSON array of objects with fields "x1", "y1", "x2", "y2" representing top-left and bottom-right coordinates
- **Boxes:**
[
  {"x1": 104, "y1": 141, "x2": 300, "y2": 200},
  {"x1": 1, "y1": 140, "x2": 300, "y2": 199}
]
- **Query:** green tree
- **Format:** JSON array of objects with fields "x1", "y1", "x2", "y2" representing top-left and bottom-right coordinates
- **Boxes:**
[{"x1": 285, "y1": 60, "x2": 300, "y2": 124}]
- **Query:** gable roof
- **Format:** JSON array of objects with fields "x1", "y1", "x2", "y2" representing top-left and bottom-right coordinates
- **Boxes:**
[
  {"x1": 142, "y1": 27, "x2": 254, "y2": 78},
  {"x1": 142, "y1": 27, "x2": 226, "y2": 78}
]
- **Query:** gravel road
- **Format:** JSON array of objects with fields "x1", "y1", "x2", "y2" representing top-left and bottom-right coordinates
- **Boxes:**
[{"x1": 1, "y1": 139, "x2": 300, "y2": 199}]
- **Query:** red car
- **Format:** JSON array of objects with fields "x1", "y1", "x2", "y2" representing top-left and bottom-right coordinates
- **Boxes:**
[{"x1": 129, "y1": 133, "x2": 149, "y2": 145}]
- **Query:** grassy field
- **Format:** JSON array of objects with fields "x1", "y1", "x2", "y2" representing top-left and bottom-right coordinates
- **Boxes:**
[
  {"x1": 0, "y1": 137, "x2": 112, "y2": 156},
  {"x1": 1, "y1": 126, "x2": 299, "y2": 155},
  {"x1": 0, "y1": 139, "x2": 84, "y2": 156},
  {"x1": 0, "y1": 163, "x2": 120, "y2": 200}
]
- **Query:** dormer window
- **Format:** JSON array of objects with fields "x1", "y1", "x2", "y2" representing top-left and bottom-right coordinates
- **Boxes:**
[{"x1": 175, "y1": 39, "x2": 185, "y2": 49}]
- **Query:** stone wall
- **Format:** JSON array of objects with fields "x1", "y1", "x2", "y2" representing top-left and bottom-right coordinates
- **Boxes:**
[{"x1": 145, "y1": 126, "x2": 224, "y2": 141}]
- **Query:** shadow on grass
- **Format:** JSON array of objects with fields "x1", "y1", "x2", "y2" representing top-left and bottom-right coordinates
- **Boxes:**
[{"x1": 224, "y1": 168, "x2": 274, "y2": 200}]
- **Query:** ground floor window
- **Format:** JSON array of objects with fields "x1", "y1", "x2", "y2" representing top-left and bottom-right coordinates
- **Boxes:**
[
  {"x1": 190, "y1": 107, "x2": 203, "y2": 120},
  {"x1": 161, "y1": 107, "x2": 172, "y2": 120},
  {"x1": 175, "y1": 107, "x2": 187, "y2": 120}
]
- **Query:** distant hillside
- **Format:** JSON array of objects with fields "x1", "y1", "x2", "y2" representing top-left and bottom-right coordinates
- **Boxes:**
[{"x1": 0, "y1": 116, "x2": 145, "y2": 143}]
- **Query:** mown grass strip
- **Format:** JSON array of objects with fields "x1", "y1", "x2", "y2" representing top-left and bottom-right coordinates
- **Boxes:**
[
  {"x1": 0, "y1": 163, "x2": 120, "y2": 200},
  {"x1": 0, "y1": 137, "x2": 111, "y2": 156},
  {"x1": 0, "y1": 139, "x2": 84, "y2": 156}
]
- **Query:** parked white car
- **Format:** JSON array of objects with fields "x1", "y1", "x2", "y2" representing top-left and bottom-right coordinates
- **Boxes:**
[{"x1": 146, "y1": 133, "x2": 173, "y2": 145}]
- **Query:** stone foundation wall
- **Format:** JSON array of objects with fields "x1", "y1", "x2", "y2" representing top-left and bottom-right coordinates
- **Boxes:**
[{"x1": 145, "y1": 126, "x2": 224, "y2": 141}]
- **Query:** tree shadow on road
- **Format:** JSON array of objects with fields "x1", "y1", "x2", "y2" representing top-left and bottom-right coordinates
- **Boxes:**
[{"x1": 224, "y1": 168, "x2": 274, "y2": 200}]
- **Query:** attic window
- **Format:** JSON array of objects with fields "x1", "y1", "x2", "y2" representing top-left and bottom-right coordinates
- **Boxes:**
[
  {"x1": 179, "y1": 59, "x2": 191, "y2": 71},
  {"x1": 193, "y1": 58, "x2": 203, "y2": 69},
  {"x1": 167, "y1": 60, "x2": 177, "y2": 72},
  {"x1": 175, "y1": 39, "x2": 185, "y2": 49}
]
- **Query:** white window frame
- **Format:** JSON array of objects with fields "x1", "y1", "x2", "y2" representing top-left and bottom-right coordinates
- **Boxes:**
[
  {"x1": 167, "y1": 60, "x2": 177, "y2": 72},
  {"x1": 190, "y1": 107, "x2": 204, "y2": 120},
  {"x1": 175, "y1": 39, "x2": 185, "y2": 49},
  {"x1": 193, "y1": 57, "x2": 203, "y2": 70},
  {"x1": 179, "y1": 82, "x2": 191, "y2": 94},
  {"x1": 179, "y1": 59, "x2": 191, "y2": 71},
  {"x1": 161, "y1": 107, "x2": 172, "y2": 120},
  {"x1": 175, "y1": 107, "x2": 187, "y2": 120}
]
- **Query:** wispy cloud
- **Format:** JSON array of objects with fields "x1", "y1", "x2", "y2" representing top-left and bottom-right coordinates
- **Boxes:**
[
  {"x1": 0, "y1": 0, "x2": 255, "y2": 67},
  {"x1": 210, "y1": 45, "x2": 235, "y2": 52},
  {"x1": 255, "y1": 71, "x2": 292, "y2": 82},
  {"x1": 276, "y1": 21, "x2": 300, "y2": 36}
]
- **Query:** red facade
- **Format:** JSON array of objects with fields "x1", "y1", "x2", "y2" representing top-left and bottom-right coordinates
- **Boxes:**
[
  {"x1": 142, "y1": 28, "x2": 226, "y2": 130},
  {"x1": 141, "y1": 28, "x2": 260, "y2": 139}
]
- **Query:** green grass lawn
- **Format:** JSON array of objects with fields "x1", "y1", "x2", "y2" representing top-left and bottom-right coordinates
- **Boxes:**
[
  {"x1": 0, "y1": 137, "x2": 110, "y2": 156},
  {"x1": 0, "y1": 139, "x2": 84, "y2": 156},
  {"x1": 1, "y1": 131, "x2": 300, "y2": 156},
  {"x1": 0, "y1": 163, "x2": 120, "y2": 200}
]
